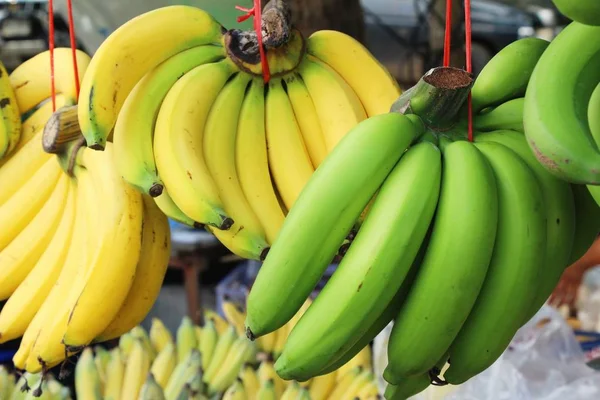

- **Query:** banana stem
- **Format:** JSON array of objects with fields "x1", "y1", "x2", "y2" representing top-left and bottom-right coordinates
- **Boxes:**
[
  {"x1": 43, "y1": 105, "x2": 83, "y2": 154},
  {"x1": 391, "y1": 67, "x2": 473, "y2": 130}
]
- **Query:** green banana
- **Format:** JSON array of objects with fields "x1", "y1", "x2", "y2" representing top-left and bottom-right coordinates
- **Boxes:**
[
  {"x1": 474, "y1": 97, "x2": 524, "y2": 133},
  {"x1": 113, "y1": 45, "x2": 224, "y2": 197},
  {"x1": 139, "y1": 374, "x2": 166, "y2": 400},
  {"x1": 589, "y1": 83, "x2": 600, "y2": 146},
  {"x1": 384, "y1": 139, "x2": 498, "y2": 382},
  {"x1": 523, "y1": 22, "x2": 600, "y2": 184},
  {"x1": 246, "y1": 112, "x2": 423, "y2": 338},
  {"x1": 473, "y1": 130, "x2": 576, "y2": 322},
  {"x1": 384, "y1": 375, "x2": 429, "y2": 400},
  {"x1": 471, "y1": 37, "x2": 549, "y2": 112},
  {"x1": 552, "y1": 0, "x2": 600, "y2": 26},
  {"x1": 276, "y1": 142, "x2": 441, "y2": 381},
  {"x1": 445, "y1": 141, "x2": 546, "y2": 384},
  {"x1": 569, "y1": 184, "x2": 600, "y2": 264}
]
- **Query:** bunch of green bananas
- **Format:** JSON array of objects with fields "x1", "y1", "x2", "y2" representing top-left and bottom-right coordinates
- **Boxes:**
[
  {"x1": 242, "y1": 35, "x2": 600, "y2": 399},
  {"x1": 74, "y1": 2, "x2": 401, "y2": 261},
  {"x1": 0, "y1": 365, "x2": 71, "y2": 400}
]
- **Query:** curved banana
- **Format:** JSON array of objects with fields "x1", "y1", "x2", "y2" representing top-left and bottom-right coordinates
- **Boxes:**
[
  {"x1": 139, "y1": 374, "x2": 166, "y2": 400},
  {"x1": 257, "y1": 361, "x2": 286, "y2": 398},
  {"x1": 385, "y1": 140, "x2": 499, "y2": 382},
  {"x1": 150, "y1": 342, "x2": 177, "y2": 390},
  {"x1": 589, "y1": 83, "x2": 600, "y2": 144},
  {"x1": 96, "y1": 194, "x2": 171, "y2": 341},
  {"x1": 384, "y1": 375, "x2": 430, "y2": 400},
  {"x1": 284, "y1": 73, "x2": 328, "y2": 168},
  {"x1": 153, "y1": 60, "x2": 235, "y2": 229},
  {"x1": 222, "y1": 301, "x2": 247, "y2": 337},
  {"x1": 309, "y1": 371, "x2": 337, "y2": 400},
  {"x1": 9, "y1": 48, "x2": 89, "y2": 113},
  {"x1": 204, "y1": 325, "x2": 238, "y2": 384},
  {"x1": 78, "y1": 6, "x2": 224, "y2": 149},
  {"x1": 256, "y1": 379, "x2": 276, "y2": 400},
  {"x1": 104, "y1": 348, "x2": 125, "y2": 400},
  {"x1": 306, "y1": 30, "x2": 401, "y2": 116},
  {"x1": 75, "y1": 348, "x2": 102, "y2": 400},
  {"x1": 336, "y1": 369, "x2": 373, "y2": 400},
  {"x1": 473, "y1": 97, "x2": 525, "y2": 133},
  {"x1": 114, "y1": 45, "x2": 224, "y2": 197},
  {"x1": 0, "y1": 129, "x2": 50, "y2": 193},
  {"x1": 569, "y1": 184, "x2": 600, "y2": 264},
  {"x1": 238, "y1": 363, "x2": 260, "y2": 399},
  {"x1": 223, "y1": 379, "x2": 246, "y2": 400},
  {"x1": 236, "y1": 78, "x2": 285, "y2": 244},
  {"x1": 327, "y1": 366, "x2": 362, "y2": 399},
  {"x1": 153, "y1": 190, "x2": 201, "y2": 228},
  {"x1": 175, "y1": 316, "x2": 198, "y2": 364},
  {"x1": 0, "y1": 115, "x2": 7, "y2": 160},
  {"x1": 0, "y1": 60, "x2": 22, "y2": 158},
  {"x1": 552, "y1": 0, "x2": 600, "y2": 26},
  {"x1": 149, "y1": 318, "x2": 174, "y2": 354},
  {"x1": 199, "y1": 319, "x2": 219, "y2": 370},
  {"x1": 164, "y1": 349, "x2": 202, "y2": 400},
  {"x1": 471, "y1": 37, "x2": 549, "y2": 112},
  {"x1": 445, "y1": 141, "x2": 546, "y2": 384},
  {"x1": 265, "y1": 78, "x2": 314, "y2": 211},
  {"x1": 246, "y1": 113, "x2": 422, "y2": 339},
  {"x1": 298, "y1": 55, "x2": 367, "y2": 151},
  {"x1": 203, "y1": 72, "x2": 269, "y2": 255},
  {"x1": 276, "y1": 142, "x2": 441, "y2": 381},
  {"x1": 523, "y1": 22, "x2": 600, "y2": 184},
  {"x1": 281, "y1": 381, "x2": 302, "y2": 400},
  {"x1": 121, "y1": 340, "x2": 151, "y2": 400},
  {"x1": 208, "y1": 337, "x2": 256, "y2": 394}
]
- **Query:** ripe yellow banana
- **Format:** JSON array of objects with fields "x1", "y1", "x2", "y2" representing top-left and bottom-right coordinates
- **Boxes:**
[
  {"x1": 336, "y1": 345, "x2": 372, "y2": 382},
  {"x1": 306, "y1": 30, "x2": 401, "y2": 116},
  {"x1": 93, "y1": 346, "x2": 111, "y2": 394},
  {"x1": 223, "y1": 378, "x2": 247, "y2": 400},
  {"x1": 75, "y1": 348, "x2": 102, "y2": 400},
  {"x1": 284, "y1": 73, "x2": 328, "y2": 168},
  {"x1": 199, "y1": 319, "x2": 219, "y2": 370},
  {"x1": 131, "y1": 325, "x2": 156, "y2": 362},
  {"x1": 297, "y1": 55, "x2": 367, "y2": 151},
  {"x1": 150, "y1": 318, "x2": 174, "y2": 354},
  {"x1": 151, "y1": 342, "x2": 177, "y2": 389},
  {"x1": 77, "y1": 6, "x2": 224, "y2": 149},
  {"x1": 257, "y1": 361, "x2": 286, "y2": 398},
  {"x1": 9, "y1": 48, "x2": 89, "y2": 114},
  {"x1": 0, "y1": 171, "x2": 68, "y2": 299},
  {"x1": 153, "y1": 60, "x2": 234, "y2": 229},
  {"x1": 208, "y1": 337, "x2": 256, "y2": 393},
  {"x1": 176, "y1": 316, "x2": 198, "y2": 363},
  {"x1": 281, "y1": 381, "x2": 302, "y2": 400},
  {"x1": 121, "y1": 339, "x2": 151, "y2": 399},
  {"x1": 239, "y1": 364, "x2": 260, "y2": 400},
  {"x1": 328, "y1": 366, "x2": 363, "y2": 399},
  {"x1": 256, "y1": 379, "x2": 277, "y2": 400},
  {"x1": 139, "y1": 373, "x2": 166, "y2": 400},
  {"x1": 265, "y1": 78, "x2": 314, "y2": 210},
  {"x1": 164, "y1": 349, "x2": 202, "y2": 400},
  {"x1": 154, "y1": 190, "x2": 202, "y2": 228},
  {"x1": 222, "y1": 300, "x2": 248, "y2": 337},
  {"x1": 235, "y1": 78, "x2": 285, "y2": 244},
  {"x1": 309, "y1": 371, "x2": 337, "y2": 400},
  {"x1": 95, "y1": 195, "x2": 171, "y2": 341},
  {"x1": 337, "y1": 369, "x2": 373, "y2": 400},
  {"x1": 104, "y1": 348, "x2": 125, "y2": 400},
  {"x1": 205, "y1": 309, "x2": 229, "y2": 335},
  {"x1": 204, "y1": 325, "x2": 238, "y2": 384},
  {"x1": 120, "y1": 332, "x2": 135, "y2": 358},
  {"x1": 0, "y1": 60, "x2": 22, "y2": 158}
]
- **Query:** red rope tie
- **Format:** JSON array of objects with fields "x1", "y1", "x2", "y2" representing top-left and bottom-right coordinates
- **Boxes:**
[
  {"x1": 464, "y1": 0, "x2": 473, "y2": 141},
  {"x1": 48, "y1": 0, "x2": 56, "y2": 111},
  {"x1": 235, "y1": 0, "x2": 271, "y2": 83},
  {"x1": 66, "y1": 0, "x2": 81, "y2": 100},
  {"x1": 443, "y1": 0, "x2": 453, "y2": 67}
]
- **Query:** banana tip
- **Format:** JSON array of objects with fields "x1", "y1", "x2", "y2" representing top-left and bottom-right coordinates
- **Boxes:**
[
  {"x1": 219, "y1": 217, "x2": 234, "y2": 230},
  {"x1": 245, "y1": 327, "x2": 255, "y2": 341},
  {"x1": 149, "y1": 184, "x2": 164, "y2": 197},
  {"x1": 259, "y1": 247, "x2": 270, "y2": 261}
]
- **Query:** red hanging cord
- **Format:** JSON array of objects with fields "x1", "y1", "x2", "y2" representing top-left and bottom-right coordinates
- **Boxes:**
[
  {"x1": 464, "y1": 0, "x2": 473, "y2": 141},
  {"x1": 66, "y1": 0, "x2": 81, "y2": 100},
  {"x1": 48, "y1": 0, "x2": 56, "y2": 111},
  {"x1": 236, "y1": 0, "x2": 271, "y2": 83},
  {"x1": 443, "y1": 0, "x2": 453, "y2": 67}
]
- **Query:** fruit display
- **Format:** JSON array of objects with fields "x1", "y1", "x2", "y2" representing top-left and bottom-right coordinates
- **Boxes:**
[
  {"x1": 243, "y1": 32, "x2": 600, "y2": 399},
  {"x1": 59, "y1": 312, "x2": 379, "y2": 400},
  {"x1": 74, "y1": 1, "x2": 401, "y2": 260}
]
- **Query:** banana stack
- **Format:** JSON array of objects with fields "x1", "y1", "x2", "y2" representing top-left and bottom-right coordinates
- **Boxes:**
[
  {"x1": 241, "y1": 34, "x2": 600, "y2": 399},
  {"x1": 74, "y1": 2, "x2": 401, "y2": 260},
  {"x1": 66, "y1": 312, "x2": 378, "y2": 400},
  {"x1": 0, "y1": 365, "x2": 72, "y2": 400}
]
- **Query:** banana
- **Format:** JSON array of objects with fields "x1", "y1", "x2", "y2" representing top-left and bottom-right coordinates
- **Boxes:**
[
  {"x1": 552, "y1": 0, "x2": 600, "y2": 26},
  {"x1": 276, "y1": 142, "x2": 441, "y2": 381},
  {"x1": 139, "y1": 374, "x2": 166, "y2": 400},
  {"x1": 257, "y1": 362, "x2": 285, "y2": 398},
  {"x1": 150, "y1": 318, "x2": 174, "y2": 354},
  {"x1": 306, "y1": 30, "x2": 401, "y2": 116},
  {"x1": 63, "y1": 143, "x2": 144, "y2": 348},
  {"x1": 176, "y1": 316, "x2": 198, "y2": 363},
  {"x1": 335, "y1": 345, "x2": 372, "y2": 382},
  {"x1": 0, "y1": 171, "x2": 68, "y2": 299},
  {"x1": 222, "y1": 301, "x2": 248, "y2": 337},
  {"x1": 113, "y1": 45, "x2": 224, "y2": 197},
  {"x1": 281, "y1": 381, "x2": 302, "y2": 400},
  {"x1": 356, "y1": 381, "x2": 379, "y2": 399},
  {"x1": 473, "y1": 97, "x2": 525, "y2": 132},
  {"x1": 0, "y1": 112, "x2": 8, "y2": 160},
  {"x1": 131, "y1": 326, "x2": 156, "y2": 362},
  {"x1": 203, "y1": 72, "x2": 269, "y2": 256},
  {"x1": 284, "y1": 73, "x2": 328, "y2": 168},
  {"x1": 121, "y1": 340, "x2": 151, "y2": 400},
  {"x1": 523, "y1": 22, "x2": 600, "y2": 184},
  {"x1": 199, "y1": 319, "x2": 219, "y2": 370},
  {"x1": 204, "y1": 325, "x2": 238, "y2": 384},
  {"x1": 0, "y1": 366, "x2": 15, "y2": 399},
  {"x1": 256, "y1": 380, "x2": 276, "y2": 400},
  {"x1": 97, "y1": 196, "x2": 171, "y2": 342},
  {"x1": 338, "y1": 369, "x2": 374, "y2": 400},
  {"x1": 120, "y1": 333, "x2": 135, "y2": 358},
  {"x1": 153, "y1": 59, "x2": 234, "y2": 229},
  {"x1": 471, "y1": 37, "x2": 549, "y2": 112},
  {"x1": 589, "y1": 83, "x2": 600, "y2": 145},
  {"x1": 239, "y1": 363, "x2": 260, "y2": 400},
  {"x1": 223, "y1": 379, "x2": 247, "y2": 400},
  {"x1": 308, "y1": 372, "x2": 337, "y2": 400},
  {"x1": 154, "y1": 190, "x2": 202, "y2": 228},
  {"x1": 385, "y1": 139, "x2": 499, "y2": 382},
  {"x1": 246, "y1": 113, "x2": 422, "y2": 338},
  {"x1": 75, "y1": 348, "x2": 102, "y2": 400},
  {"x1": 0, "y1": 60, "x2": 22, "y2": 157},
  {"x1": 104, "y1": 348, "x2": 125, "y2": 400},
  {"x1": 298, "y1": 55, "x2": 367, "y2": 151},
  {"x1": 236, "y1": 78, "x2": 285, "y2": 244},
  {"x1": 9, "y1": 48, "x2": 89, "y2": 114},
  {"x1": 94, "y1": 346, "x2": 111, "y2": 393},
  {"x1": 205, "y1": 309, "x2": 229, "y2": 335},
  {"x1": 78, "y1": 6, "x2": 224, "y2": 149},
  {"x1": 0, "y1": 157, "x2": 61, "y2": 250},
  {"x1": 569, "y1": 184, "x2": 600, "y2": 263},
  {"x1": 473, "y1": 130, "x2": 576, "y2": 321},
  {"x1": 265, "y1": 77, "x2": 315, "y2": 211},
  {"x1": 151, "y1": 342, "x2": 177, "y2": 389},
  {"x1": 445, "y1": 141, "x2": 546, "y2": 384},
  {"x1": 177, "y1": 368, "x2": 205, "y2": 400},
  {"x1": 164, "y1": 349, "x2": 202, "y2": 400},
  {"x1": 384, "y1": 374, "x2": 430, "y2": 400},
  {"x1": 208, "y1": 337, "x2": 256, "y2": 394},
  {"x1": 328, "y1": 366, "x2": 363, "y2": 399}
]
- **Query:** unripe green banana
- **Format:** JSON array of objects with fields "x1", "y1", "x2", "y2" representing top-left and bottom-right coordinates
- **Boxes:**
[
  {"x1": 474, "y1": 97, "x2": 524, "y2": 133},
  {"x1": 569, "y1": 184, "x2": 600, "y2": 264},
  {"x1": 471, "y1": 38, "x2": 549, "y2": 112},
  {"x1": 552, "y1": 0, "x2": 600, "y2": 26},
  {"x1": 384, "y1": 139, "x2": 498, "y2": 382},
  {"x1": 589, "y1": 83, "x2": 600, "y2": 146},
  {"x1": 276, "y1": 142, "x2": 441, "y2": 381},
  {"x1": 384, "y1": 375, "x2": 429, "y2": 400},
  {"x1": 246, "y1": 113, "x2": 423, "y2": 338},
  {"x1": 445, "y1": 141, "x2": 546, "y2": 384},
  {"x1": 523, "y1": 22, "x2": 600, "y2": 184}
]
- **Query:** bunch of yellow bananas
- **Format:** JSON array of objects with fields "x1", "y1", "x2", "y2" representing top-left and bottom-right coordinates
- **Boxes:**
[
  {"x1": 73, "y1": 1, "x2": 401, "y2": 261},
  {"x1": 0, "y1": 365, "x2": 71, "y2": 400}
]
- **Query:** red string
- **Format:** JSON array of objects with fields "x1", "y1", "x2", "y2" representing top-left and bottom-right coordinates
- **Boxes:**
[
  {"x1": 48, "y1": 0, "x2": 56, "y2": 112},
  {"x1": 443, "y1": 0, "x2": 452, "y2": 67},
  {"x1": 235, "y1": 0, "x2": 271, "y2": 83},
  {"x1": 464, "y1": 0, "x2": 473, "y2": 141},
  {"x1": 66, "y1": 0, "x2": 81, "y2": 100}
]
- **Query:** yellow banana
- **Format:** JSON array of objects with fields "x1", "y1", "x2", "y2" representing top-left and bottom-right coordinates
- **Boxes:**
[
  {"x1": 222, "y1": 300, "x2": 248, "y2": 337},
  {"x1": 257, "y1": 361, "x2": 286, "y2": 398},
  {"x1": 150, "y1": 318, "x2": 174, "y2": 354},
  {"x1": 93, "y1": 346, "x2": 111, "y2": 394},
  {"x1": 199, "y1": 319, "x2": 219, "y2": 370},
  {"x1": 120, "y1": 332, "x2": 135, "y2": 358},
  {"x1": 75, "y1": 348, "x2": 102, "y2": 400},
  {"x1": 239, "y1": 364, "x2": 260, "y2": 400},
  {"x1": 151, "y1": 342, "x2": 177, "y2": 389},
  {"x1": 338, "y1": 369, "x2": 374, "y2": 400},
  {"x1": 308, "y1": 371, "x2": 337, "y2": 400},
  {"x1": 265, "y1": 78, "x2": 314, "y2": 210},
  {"x1": 204, "y1": 309, "x2": 230, "y2": 335},
  {"x1": 356, "y1": 381, "x2": 379, "y2": 399},
  {"x1": 130, "y1": 326, "x2": 156, "y2": 362},
  {"x1": 138, "y1": 373, "x2": 166, "y2": 400},
  {"x1": 163, "y1": 349, "x2": 202, "y2": 400},
  {"x1": 195, "y1": 325, "x2": 203, "y2": 346},
  {"x1": 154, "y1": 190, "x2": 202, "y2": 228},
  {"x1": 281, "y1": 381, "x2": 302, "y2": 400},
  {"x1": 336, "y1": 345, "x2": 372, "y2": 381},
  {"x1": 235, "y1": 78, "x2": 285, "y2": 244},
  {"x1": 0, "y1": 60, "x2": 22, "y2": 158},
  {"x1": 256, "y1": 379, "x2": 277, "y2": 400},
  {"x1": 9, "y1": 48, "x2": 89, "y2": 114},
  {"x1": 175, "y1": 316, "x2": 198, "y2": 363},
  {"x1": 204, "y1": 325, "x2": 238, "y2": 385},
  {"x1": 328, "y1": 366, "x2": 363, "y2": 400},
  {"x1": 104, "y1": 348, "x2": 125, "y2": 400},
  {"x1": 223, "y1": 379, "x2": 247, "y2": 400},
  {"x1": 121, "y1": 340, "x2": 151, "y2": 400},
  {"x1": 0, "y1": 365, "x2": 15, "y2": 399},
  {"x1": 208, "y1": 337, "x2": 256, "y2": 394}
]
